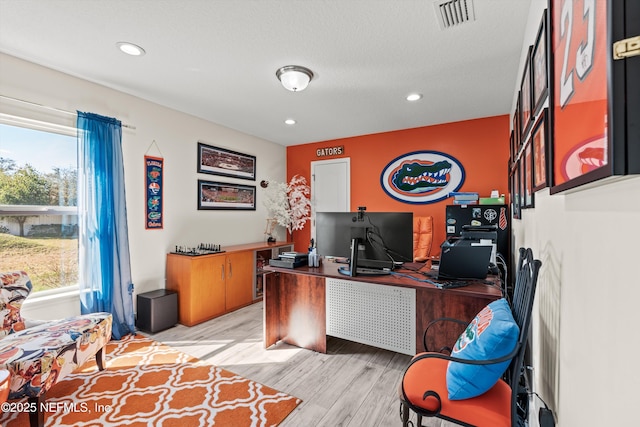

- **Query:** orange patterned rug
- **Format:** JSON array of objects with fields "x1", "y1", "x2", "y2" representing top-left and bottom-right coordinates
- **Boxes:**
[{"x1": 1, "y1": 334, "x2": 301, "y2": 426}]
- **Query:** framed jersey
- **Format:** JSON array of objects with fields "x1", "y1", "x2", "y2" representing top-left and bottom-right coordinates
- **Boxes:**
[{"x1": 549, "y1": 0, "x2": 640, "y2": 194}]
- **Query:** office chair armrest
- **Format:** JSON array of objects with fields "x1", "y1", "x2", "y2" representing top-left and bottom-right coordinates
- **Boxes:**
[{"x1": 423, "y1": 317, "x2": 468, "y2": 353}]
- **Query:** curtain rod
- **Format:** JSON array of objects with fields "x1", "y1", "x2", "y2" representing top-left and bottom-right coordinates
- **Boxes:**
[{"x1": 0, "y1": 94, "x2": 136, "y2": 130}]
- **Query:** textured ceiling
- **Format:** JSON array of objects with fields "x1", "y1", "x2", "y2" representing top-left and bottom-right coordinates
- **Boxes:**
[{"x1": 0, "y1": 0, "x2": 531, "y2": 146}]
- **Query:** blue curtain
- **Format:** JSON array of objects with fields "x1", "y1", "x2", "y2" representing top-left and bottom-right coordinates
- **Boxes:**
[{"x1": 77, "y1": 111, "x2": 135, "y2": 339}]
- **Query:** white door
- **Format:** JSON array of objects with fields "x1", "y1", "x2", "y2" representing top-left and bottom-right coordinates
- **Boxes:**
[{"x1": 310, "y1": 158, "x2": 350, "y2": 241}]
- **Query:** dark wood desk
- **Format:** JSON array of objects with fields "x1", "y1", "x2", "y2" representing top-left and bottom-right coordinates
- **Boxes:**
[{"x1": 263, "y1": 261, "x2": 502, "y2": 355}]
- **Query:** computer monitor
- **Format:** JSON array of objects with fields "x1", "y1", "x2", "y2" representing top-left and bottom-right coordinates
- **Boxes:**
[{"x1": 315, "y1": 211, "x2": 413, "y2": 268}]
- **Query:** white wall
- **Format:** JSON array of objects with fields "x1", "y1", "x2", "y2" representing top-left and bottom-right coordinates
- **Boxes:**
[
  {"x1": 515, "y1": 2, "x2": 640, "y2": 426},
  {"x1": 0, "y1": 53, "x2": 286, "y2": 318}
]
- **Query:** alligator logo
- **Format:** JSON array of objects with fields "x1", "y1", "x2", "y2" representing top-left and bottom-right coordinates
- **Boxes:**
[
  {"x1": 392, "y1": 160, "x2": 452, "y2": 192},
  {"x1": 381, "y1": 151, "x2": 465, "y2": 204}
]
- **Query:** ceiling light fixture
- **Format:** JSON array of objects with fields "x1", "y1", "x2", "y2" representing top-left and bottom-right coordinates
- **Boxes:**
[
  {"x1": 406, "y1": 93, "x2": 423, "y2": 102},
  {"x1": 276, "y1": 65, "x2": 314, "y2": 92},
  {"x1": 284, "y1": 118, "x2": 296, "y2": 125},
  {"x1": 116, "y1": 42, "x2": 146, "y2": 56}
]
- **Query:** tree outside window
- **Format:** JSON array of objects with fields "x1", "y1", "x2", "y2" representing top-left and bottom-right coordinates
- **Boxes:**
[{"x1": 0, "y1": 123, "x2": 78, "y2": 292}]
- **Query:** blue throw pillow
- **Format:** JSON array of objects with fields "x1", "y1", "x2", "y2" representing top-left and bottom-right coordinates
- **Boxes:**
[{"x1": 446, "y1": 298, "x2": 519, "y2": 400}]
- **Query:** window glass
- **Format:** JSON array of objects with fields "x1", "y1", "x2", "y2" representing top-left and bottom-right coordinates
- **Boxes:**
[{"x1": 0, "y1": 123, "x2": 78, "y2": 292}]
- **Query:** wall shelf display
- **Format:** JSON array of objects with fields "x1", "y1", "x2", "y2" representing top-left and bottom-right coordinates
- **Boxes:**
[
  {"x1": 532, "y1": 109, "x2": 550, "y2": 191},
  {"x1": 198, "y1": 180, "x2": 256, "y2": 210},
  {"x1": 549, "y1": 0, "x2": 640, "y2": 194},
  {"x1": 197, "y1": 142, "x2": 256, "y2": 180}
]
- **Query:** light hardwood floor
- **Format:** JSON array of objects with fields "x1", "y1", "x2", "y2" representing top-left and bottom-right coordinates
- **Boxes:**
[{"x1": 142, "y1": 301, "x2": 453, "y2": 427}]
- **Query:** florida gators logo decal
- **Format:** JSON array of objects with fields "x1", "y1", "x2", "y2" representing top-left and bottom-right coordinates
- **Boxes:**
[{"x1": 380, "y1": 151, "x2": 465, "y2": 204}]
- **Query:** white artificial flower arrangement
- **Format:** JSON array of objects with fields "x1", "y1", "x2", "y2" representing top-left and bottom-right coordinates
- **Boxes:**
[{"x1": 263, "y1": 174, "x2": 311, "y2": 236}]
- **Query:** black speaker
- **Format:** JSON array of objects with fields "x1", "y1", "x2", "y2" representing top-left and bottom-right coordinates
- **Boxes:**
[{"x1": 136, "y1": 290, "x2": 178, "y2": 333}]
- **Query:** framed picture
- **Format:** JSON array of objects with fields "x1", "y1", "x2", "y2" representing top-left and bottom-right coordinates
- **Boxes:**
[
  {"x1": 198, "y1": 180, "x2": 256, "y2": 210},
  {"x1": 549, "y1": 0, "x2": 640, "y2": 193},
  {"x1": 509, "y1": 131, "x2": 515, "y2": 168},
  {"x1": 523, "y1": 141, "x2": 534, "y2": 208},
  {"x1": 519, "y1": 155, "x2": 527, "y2": 210},
  {"x1": 519, "y1": 46, "x2": 533, "y2": 140},
  {"x1": 512, "y1": 94, "x2": 521, "y2": 158},
  {"x1": 197, "y1": 142, "x2": 256, "y2": 181},
  {"x1": 531, "y1": 10, "x2": 548, "y2": 117},
  {"x1": 511, "y1": 164, "x2": 521, "y2": 220},
  {"x1": 532, "y1": 109, "x2": 550, "y2": 191}
]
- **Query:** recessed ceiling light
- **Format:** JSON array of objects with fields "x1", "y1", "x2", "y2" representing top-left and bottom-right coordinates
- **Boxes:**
[
  {"x1": 284, "y1": 119, "x2": 296, "y2": 125},
  {"x1": 406, "y1": 93, "x2": 423, "y2": 102},
  {"x1": 116, "y1": 42, "x2": 146, "y2": 56}
]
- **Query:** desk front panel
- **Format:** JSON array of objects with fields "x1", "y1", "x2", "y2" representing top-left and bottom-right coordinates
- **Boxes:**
[
  {"x1": 264, "y1": 263, "x2": 502, "y2": 355},
  {"x1": 263, "y1": 271, "x2": 326, "y2": 353}
]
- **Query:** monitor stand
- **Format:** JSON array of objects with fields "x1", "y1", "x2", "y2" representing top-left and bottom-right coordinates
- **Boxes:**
[{"x1": 348, "y1": 237, "x2": 359, "y2": 276}]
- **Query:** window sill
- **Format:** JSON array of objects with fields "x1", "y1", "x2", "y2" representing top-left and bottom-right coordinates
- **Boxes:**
[
  {"x1": 22, "y1": 286, "x2": 81, "y2": 319},
  {"x1": 24, "y1": 285, "x2": 79, "y2": 304}
]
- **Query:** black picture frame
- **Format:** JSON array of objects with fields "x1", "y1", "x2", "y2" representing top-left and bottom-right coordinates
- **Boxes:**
[
  {"x1": 511, "y1": 164, "x2": 521, "y2": 220},
  {"x1": 197, "y1": 180, "x2": 256, "y2": 211},
  {"x1": 509, "y1": 131, "x2": 515, "y2": 169},
  {"x1": 549, "y1": 0, "x2": 640, "y2": 194},
  {"x1": 513, "y1": 93, "x2": 521, "y2": 159},
  {"x1": 531, "y1": 10, "x2": 549, "y2": 117},
  {"x1": 197, "y1": 142, "x2": 256, "y2": 181},
  {"x1": 523, "y1": 140, "x2": 534, "y2": 208},
  {"x1": 532, "y1": 108, "x2": 550, "y2": 191},
  {"x1": 519, "y1": 46, "x2": 533, "y2": 140}
]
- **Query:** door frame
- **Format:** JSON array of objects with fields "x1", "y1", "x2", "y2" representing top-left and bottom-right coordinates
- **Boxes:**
[{"x1": 310, "y1": 157, "x2": 351, "y2": 241}]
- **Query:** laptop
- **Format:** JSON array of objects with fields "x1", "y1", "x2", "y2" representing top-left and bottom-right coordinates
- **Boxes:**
[{"x1": 437, "y1": 244, "x2": 492, "y2": 280}]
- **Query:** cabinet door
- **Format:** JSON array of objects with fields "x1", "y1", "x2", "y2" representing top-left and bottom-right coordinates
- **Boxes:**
[
  {"x1": 225, "y1": 251, "x2": 254, "y2": 310},
  {"x1": 191, "y1": 255, "x2": 226, "y2": 323}
]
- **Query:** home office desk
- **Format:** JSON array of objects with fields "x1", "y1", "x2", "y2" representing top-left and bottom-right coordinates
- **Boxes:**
[{"x1": 263, "y1": 261, "x2": 502, "y2": 356}]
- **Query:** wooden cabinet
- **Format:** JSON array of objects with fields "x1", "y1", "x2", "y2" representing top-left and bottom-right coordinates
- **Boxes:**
[
  {"x1": 166, "y1": 253, "x2": 226, "y2": 326},
  {"x1": 166, "y1": 241, "x2": 293, "y2": 326},
  {"x1": 224, "y1": 251, "x2": 253, "y2": 311}
]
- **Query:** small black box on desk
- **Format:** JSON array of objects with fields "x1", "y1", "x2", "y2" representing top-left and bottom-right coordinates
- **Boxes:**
[
  {"x1": 269, "y1": 252, "x2": 308, "y2": 269},
  {"x1": 136, "y1": 289, "x2": 178, "y2": 333}
]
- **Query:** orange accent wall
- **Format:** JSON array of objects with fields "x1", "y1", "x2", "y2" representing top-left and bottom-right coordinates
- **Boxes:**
[{"x1": 286, "y1": 115, "x2": 510, "y2": 255}]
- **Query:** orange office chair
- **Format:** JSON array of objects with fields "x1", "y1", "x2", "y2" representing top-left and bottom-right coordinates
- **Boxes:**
[
  {"x1": 399, "y1": 247, "x2": 541, "y2": 427},
  {"x1": 413, "y1": 216, "x2": 433, "y2": 262}
]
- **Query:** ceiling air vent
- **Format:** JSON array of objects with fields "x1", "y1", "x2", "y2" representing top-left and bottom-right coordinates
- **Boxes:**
[{"x1": 434, "y1": 0, "x2": 476, "y2": 30}]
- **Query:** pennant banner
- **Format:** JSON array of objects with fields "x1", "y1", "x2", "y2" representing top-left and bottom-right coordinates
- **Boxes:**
[{"x1": 145, "y1": 155, "x2": 164, "y2": 229}]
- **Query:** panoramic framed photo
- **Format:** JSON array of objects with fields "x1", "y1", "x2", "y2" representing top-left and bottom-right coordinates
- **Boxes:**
[
  {"x1": 197, "y1": 180, "x2": 256, "y2": 210},
  {"x1": 197, "y1": 142, "x2": 256, "y2": 181}
]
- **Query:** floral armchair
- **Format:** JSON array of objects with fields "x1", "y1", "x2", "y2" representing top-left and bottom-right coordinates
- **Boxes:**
[{"x1": 0, "y1": 270, "x2": 112, "y2": 427}]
